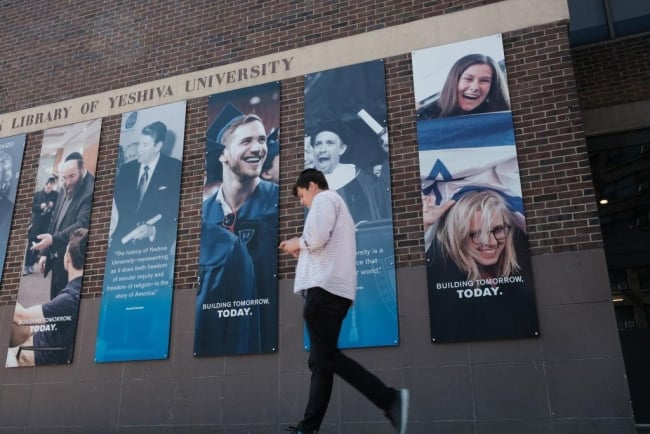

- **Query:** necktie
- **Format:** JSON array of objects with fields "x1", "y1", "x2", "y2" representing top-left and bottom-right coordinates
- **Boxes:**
[{"x1": 138, "y1": 165, "x2": 149, "y2": 203}]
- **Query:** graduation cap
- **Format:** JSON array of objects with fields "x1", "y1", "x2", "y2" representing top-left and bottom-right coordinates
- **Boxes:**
[
  {"x1": 205, "y1": 102, "x2": 244, "y2": 155},
  {"x1": 306, "y1": 118, "x2": 351, "y2": 145}
]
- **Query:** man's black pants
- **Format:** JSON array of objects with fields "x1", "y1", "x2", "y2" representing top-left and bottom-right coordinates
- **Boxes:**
[{"x1": 300, "y1": 287, "x2": 397, "y2": 432}]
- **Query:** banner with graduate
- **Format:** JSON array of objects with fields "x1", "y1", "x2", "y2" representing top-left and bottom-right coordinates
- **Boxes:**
[
  {"x1": 194, "y1": 82, "x2": 280, "y2": 357},
  {"x1": 95, "y1": 101, "x2": 185, "y2": 362},
  {"x1": 304, "y1": 60, "x2": 399, "y2": 349},
  {"x1": 412, "y1": 34, "x2": 539, "y2": 343},
  {"x1": 6, "y1": 120, "x2": 101, "y2": 367},
  {"x1": 0, "y1": 134, "x2": 26, "y2": 285}
]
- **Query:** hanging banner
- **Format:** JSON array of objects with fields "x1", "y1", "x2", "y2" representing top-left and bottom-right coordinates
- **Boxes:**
[
  {"x1": 194, "y1": 82, "x2": 280, "y2": 357},
  {"x1": 0, "y1": 134, "x2": 26, "y2": 284},
  {"x1": 95, "y1": 101, "x2": 186, "y2": 362},
  {"x1": 412, "y1": 34, "x2": 539, "y2": 343},
  {"x1": 304, "y1": 60, "x2": 399, "y2": 349},
  {"x1": 6, "y1": 120, "x2": 101, "y2": 367}
]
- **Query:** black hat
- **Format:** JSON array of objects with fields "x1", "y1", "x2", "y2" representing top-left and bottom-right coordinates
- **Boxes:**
[
  {"x1": 65, "y1": 152, "x2": 84, "y2": 162},
  {"x1": 306, "y1": 118, "x2": 351, "y2": 145}
]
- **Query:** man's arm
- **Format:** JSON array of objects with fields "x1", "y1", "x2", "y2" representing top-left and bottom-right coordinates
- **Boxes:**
[
  {"x1": 301, "y1": 194, "x2": 338, "y2": 251},
  {"x1": 13, "y1": 302, "x2": 45, "y2": 325},
  {"x1": 31, "y1": 191, "x2": 43, "y2": 214},
  {"x1": 51, "y1": 194, "x2": 92, "y2": 249}
]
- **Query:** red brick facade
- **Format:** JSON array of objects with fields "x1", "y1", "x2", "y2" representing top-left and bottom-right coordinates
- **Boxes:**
[
  {"x1": 0, "y1": 2, "x2": 603, "y2": 301},
  {"x1": 572, "y1": 33, "x2": 650, "y2": 109}
]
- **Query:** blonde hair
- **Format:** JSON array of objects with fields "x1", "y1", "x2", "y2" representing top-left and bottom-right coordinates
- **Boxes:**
[{"x1": 436, "y1": 190, "x2": 520, "y2": 280}]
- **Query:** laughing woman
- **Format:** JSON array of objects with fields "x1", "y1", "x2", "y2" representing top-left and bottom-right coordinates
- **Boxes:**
[{"x1": 418, "y1": 54, "x2": 510, "y2": 119}]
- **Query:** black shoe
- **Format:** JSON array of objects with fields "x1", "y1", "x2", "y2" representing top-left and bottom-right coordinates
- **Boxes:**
[
  {"x1": 285, "y1": 426, "x2": 317, "y2": 434},
  {"x1": 386, "y1": 388, "x2": 409, "y2": 434}
]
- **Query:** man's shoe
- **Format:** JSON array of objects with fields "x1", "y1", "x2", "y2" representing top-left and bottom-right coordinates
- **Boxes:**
[
  {"x1": 386, "y1": 388, "x2": 409, "y2": 434},
  {"x1": 285, "y1": 426, "x2": 317, "y2": 434}
]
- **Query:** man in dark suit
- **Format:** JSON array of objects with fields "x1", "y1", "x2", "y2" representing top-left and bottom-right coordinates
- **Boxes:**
[
  {"x1": 23, "y1": 175, "x2": 59, "y2": 275},
  {"x1": 34, "y1": 152, "x2": 95, "y2": 299},
  {"x1": 111, "y1": 121, "x2": 181, "y2": 250}
]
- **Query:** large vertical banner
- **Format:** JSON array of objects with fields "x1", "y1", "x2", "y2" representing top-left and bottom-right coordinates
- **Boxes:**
[
  {"x1": 95, "y1": 102, "x2": 185, "y2": 362},
  {"x1": 6, "y1": 120, "x2": 101, "y2": 367},
  {"x1": 412, "y1": 34, "x2": 539, "y2": 342},
  {"x1": 0, "y1": 134, "x2": 26, "y2": 284},
  {"x1": 194, "y1": 82, "x2": 280, "y2": 357},
  {"x1": 304, "y1": 60, "x2": 399, "y2": 348}
]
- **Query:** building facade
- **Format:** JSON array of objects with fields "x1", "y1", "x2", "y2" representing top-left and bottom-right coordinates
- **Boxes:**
[{"x1": 0, "y1": 0, "x2": 643, "y2": 432}]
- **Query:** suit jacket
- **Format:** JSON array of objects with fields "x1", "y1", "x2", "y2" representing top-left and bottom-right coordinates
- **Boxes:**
[
  {"x1": 112, "y1": 153, "x2": 182, "y2": 249},
  {"x1": 29, "y1": 189, "x2": 59, "y2": 238},
  {"x1": 44, "y1": 172, "x2": 95, "y2": 275}
]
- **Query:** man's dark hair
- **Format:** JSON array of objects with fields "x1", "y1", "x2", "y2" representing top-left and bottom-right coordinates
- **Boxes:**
[
  {"x1": 142, "y1": 121, "x2": 167, "y2": 144},
  {"x1": 67, "y1": 228, "x2": 88, "y2": 270},
  {"x1": 292, "y1": 168, "x2": 329, "y2": 196}
]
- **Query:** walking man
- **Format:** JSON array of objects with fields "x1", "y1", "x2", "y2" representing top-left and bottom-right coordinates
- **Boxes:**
[{"x1": 279, "y1": 168, "x2": 409, "y2": 434}]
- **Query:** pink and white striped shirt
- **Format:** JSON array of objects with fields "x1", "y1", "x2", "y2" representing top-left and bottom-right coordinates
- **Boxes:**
[{"x1": 294, "y1": 190, "x2": 357, "y2": 301}]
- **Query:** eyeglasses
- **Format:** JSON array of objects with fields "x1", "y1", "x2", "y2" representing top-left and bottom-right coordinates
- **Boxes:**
[
  {"x1": 223, "y1": 211, "x2": 237, "y2": 232},
  {"x1": 469, "y1": 224, "x2": 511, "y2": 244}
]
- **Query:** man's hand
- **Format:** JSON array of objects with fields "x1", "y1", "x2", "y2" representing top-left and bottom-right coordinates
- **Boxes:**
[
  {"x1": 12, "y1": 303, "x2": 25, "y2": 324},
  {"x1": 38, "y1": 255, "x2": 47, "y2": 273},
  {"x1": 32, "y1": 233, "x2": 53, "y2": 251},
  {"x1": 279, "y1": 237, "x2": 301, "y2": 258},
  {"x1": 130, "y1": 224, "x2": 156, "y2": 241}
]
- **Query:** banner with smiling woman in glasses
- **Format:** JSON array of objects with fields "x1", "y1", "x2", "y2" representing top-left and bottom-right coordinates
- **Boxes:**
[
  {"x1": 194, "y1": 82, "x2": 280, "y2": 357},
  {"x1": 412, "y1": 34, "x2": 539, "y2": 343}
]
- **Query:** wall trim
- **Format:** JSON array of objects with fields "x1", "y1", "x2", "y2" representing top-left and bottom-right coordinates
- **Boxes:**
[{"x1": 582, "y1": 99, "x2": 650, "y2": 136}]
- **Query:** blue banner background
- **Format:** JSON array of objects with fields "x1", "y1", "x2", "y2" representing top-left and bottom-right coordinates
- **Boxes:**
[{"x1": 96, "y1": 101, "x2": 186, "y2": 362}]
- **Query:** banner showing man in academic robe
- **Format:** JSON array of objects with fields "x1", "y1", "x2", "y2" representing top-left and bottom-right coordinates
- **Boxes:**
[
  {"x1": 412, "y1": 34, "x2": 539, "y2": 343},
  {"x1": 95, "y1": 101, "x2": 185, "y2": 363},
  {"x1": 194, "y1": 82, "x2": 280, "y2": 357},
  {"x1": 0, "y1": 134, "x2": 26, "y2": 284},
  {"x1": 304, "y1": 60, "x2": 399, "y2": 349},
  {"x1": 6, "y1": 120, "x2": 101, "y2": 367}
]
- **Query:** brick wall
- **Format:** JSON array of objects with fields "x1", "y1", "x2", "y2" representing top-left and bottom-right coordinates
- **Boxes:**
[
  {"x1": 572, "y1": 33, "x2": 650, "y2": 109},
  {"x1": 506, "y1": 22, "x2": 603, "y2": 255},
  {"x1": 0, "y1": 1, "x2": 603, "y2": 303},
  {"x1": 0, "y1": 0, "x2": 500, "y2": 111}
]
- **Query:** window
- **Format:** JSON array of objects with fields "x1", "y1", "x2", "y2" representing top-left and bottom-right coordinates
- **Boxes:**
[
  {"x1": 606, "y1": 143, "x2": 644, "y2": 167},
  {"x1": 610, "y1": 268, "x2": 628, "y2": 292},
  {"x1": 615, "y1": 305, "x2": 637, "y2": 330},
  {"x1": 568, "y1": 0, "x2": 650, "y2": 47}
]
